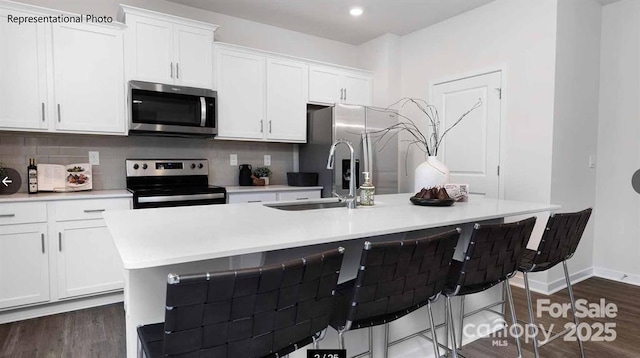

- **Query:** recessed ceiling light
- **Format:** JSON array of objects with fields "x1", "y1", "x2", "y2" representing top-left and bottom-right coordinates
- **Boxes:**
[{"x1": 350, "y1": 7, "x2": 363, "y2": 17}]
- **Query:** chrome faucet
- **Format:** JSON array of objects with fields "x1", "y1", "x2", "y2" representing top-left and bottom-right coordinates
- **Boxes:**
[{"x1": 327, "y1": 139, "x2": 357, "y2": 209}]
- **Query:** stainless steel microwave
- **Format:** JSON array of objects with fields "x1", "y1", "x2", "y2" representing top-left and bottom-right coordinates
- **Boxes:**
[{"x1": 129, "y1": 81, "x2": 217, "y2": 137}]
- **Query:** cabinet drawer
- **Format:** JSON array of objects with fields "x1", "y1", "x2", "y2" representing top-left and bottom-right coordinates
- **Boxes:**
[
  {"x1": 0, "y1": 202, "x2": 47, "y2": 225},
  {"x1": 228, "y1": 192, "x2": 277, "y2": 204},
  {"x1": 54, "y1": 198, "x2": 131, "y2": 222},
  {"x1": 277, "y1": 190, "x2": 321, "y2": 202}
]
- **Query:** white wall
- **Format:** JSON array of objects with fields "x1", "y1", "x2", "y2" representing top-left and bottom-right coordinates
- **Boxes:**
[
  {"x1": 356, "y1": 33, "x2": 402, "y2": 107},
  {"x1": 13, "y1": 0, "x2": 359, "y2": 67},
  {"x1": 398, "y1": 0, "x2": 558, "y2": 209},
  {"x1": 594, "y1": 0, "x2": 640, "y2": 281},
  {"x1": 547, "y1": 0, "x2": 602, "y2": 284}
]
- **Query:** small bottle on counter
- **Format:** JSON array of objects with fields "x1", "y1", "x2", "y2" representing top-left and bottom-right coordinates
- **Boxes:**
[
  {"x1": 359, "y1": 171, "x2": 375, "y2": 206},
  {"x1": 28, "y1": 158, "x2": 38, "y2": 194}
]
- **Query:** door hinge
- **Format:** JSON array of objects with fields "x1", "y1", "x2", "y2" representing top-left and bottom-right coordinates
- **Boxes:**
[
  {"x1": 497, "y1": 165, "x2": 500, "y2": 175},
  {"x1": 495, "y1": 88, "x2": 502, "y2": 99}
]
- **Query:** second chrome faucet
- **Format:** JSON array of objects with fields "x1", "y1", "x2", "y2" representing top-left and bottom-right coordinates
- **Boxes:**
[{"x1": 326, "y1": 139, "x2": 357, "y2": 209}]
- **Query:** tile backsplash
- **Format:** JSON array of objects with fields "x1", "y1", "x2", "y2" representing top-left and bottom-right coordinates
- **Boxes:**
[{"x1": 0, "y1": 133, "x2": 294, "y2": 192}]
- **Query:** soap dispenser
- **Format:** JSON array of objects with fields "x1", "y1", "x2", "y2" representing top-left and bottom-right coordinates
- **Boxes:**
[{"x1": 359, "y1": 171, "x2": 375, "y2": 206}]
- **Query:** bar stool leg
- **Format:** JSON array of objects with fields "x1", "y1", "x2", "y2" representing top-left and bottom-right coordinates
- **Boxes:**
[
  {"x1": 383, "y1": 324, "x2": 389, "y2": 358},
  {"x1": 505, "y1": 278, "x2": 523, "y2": 358},
  {"x1": 446, "y1": 296, "x2": 459, "y2": 358},
  {"x1": 427, "y1": 301, "x2": 441, "y2": 358},
  {"x1": 563, "y1": 260, "x2": 586, "y2": 358},
  {"x1": 458, "y1": 295, "x2": 465, "y2": 347},
  {"x1": 338, "y1": 330, "x2": 346, "y2": 350},
  {"x1": 137, "y1": 336, "x2": 143, "y2": 358},
  {"x1": 523, "y1": 272, "x2": 540, "y2": 358}
]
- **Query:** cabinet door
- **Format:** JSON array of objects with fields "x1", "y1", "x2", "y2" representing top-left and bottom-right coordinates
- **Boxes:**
[
  {"x1": 0, "y1": 224, "x2": 49, "y2": 309},
  {"x1": 266, "y1": 58, "x2": 308, "y2": 142},
  {"x1": 174, "y1": 25, "x2": 213, "y2": 89},
  {"x1": 216, "y1": 49, "x2": 265, "y2": 139},
  {"x1": 127, "y1": 15, "x2": 174, "y2": 84},
  {"x1": 227, "y1": 192, "x2": 277, "y2": 204},
  {"x1": 56, "y1": 220, "x2": 124, "y2": 299},
  {"x1": 0, "y1": 9, "x2": 48, "y2": 130},
  {"x1": 52, "y1": 23, "x2": 125, "y2": 134},
  {"x1": 309, "y1": 66, "x2": 342, "y2": 104},
  {"x1": 343, "y1": 72, "x2": 372, "y2": 106}
]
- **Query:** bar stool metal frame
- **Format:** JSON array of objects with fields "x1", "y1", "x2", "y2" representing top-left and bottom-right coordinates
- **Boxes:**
[
  {"x1": 443, "y1": 217, "x2": 537, "y2": 358},
  {"x1": 518, "y1": 208, "x2": 592, "y2": 358},
  {"x1": 329, "y1": 229, "x2": 461, "y2": 358},
  {"x1": 136, "y1": 247, "x2": 345, "y2": 358}
]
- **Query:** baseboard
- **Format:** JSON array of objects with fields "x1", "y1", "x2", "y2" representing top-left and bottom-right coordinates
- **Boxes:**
[
  {"x1": 509, "y1": 267, "x2": 594, "y2": 295},
  {"x1": 593, "y1": 267, "x2": 640, "y2": 287},
  {"x1": 0, "y1": 291, "x2": 123, "y2": 324}
]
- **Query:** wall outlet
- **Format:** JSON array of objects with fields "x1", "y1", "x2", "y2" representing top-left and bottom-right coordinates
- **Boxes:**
[
  {"x1": 88, "y1": 151, "x2": 100, "y2": 165},
  {"x1": 589, "y1": 155, "x2": 596, "y2": 168},
  {"x1": 264, "y1": 154, "x2": 271, "y2": 166},
  {"x1": 230, "y1": 154, "x2": 238, "y2": 166}
]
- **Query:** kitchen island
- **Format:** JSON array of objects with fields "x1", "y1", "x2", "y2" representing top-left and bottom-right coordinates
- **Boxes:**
[{"x1": 104, "y1": 194, "x2": 558, "y2": 358}]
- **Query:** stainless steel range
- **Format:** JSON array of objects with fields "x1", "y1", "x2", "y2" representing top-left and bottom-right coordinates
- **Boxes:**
[{"x1": 126, "y1": 159, "x2": 226, "y2": 209}]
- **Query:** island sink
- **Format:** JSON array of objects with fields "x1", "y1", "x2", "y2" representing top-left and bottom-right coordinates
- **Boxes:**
[{"x1": 264, "y1": 199, "x2": 348, "y2": 211}]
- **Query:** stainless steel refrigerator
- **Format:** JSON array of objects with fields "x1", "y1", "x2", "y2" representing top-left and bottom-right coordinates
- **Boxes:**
[{"x1": 300, "y1": 104, "x2": 398, "y2": 198}]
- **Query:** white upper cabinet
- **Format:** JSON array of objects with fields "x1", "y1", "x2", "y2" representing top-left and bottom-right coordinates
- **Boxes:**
[
  {"x1": 215, "y1": 44, "x2": 309, "y2": 143},
  {"x1": 216, "y1": 48, "x2": 265, "y2": 140},
  {"x1": 266, "y1": 58, "x2": 308, "y2": 142},
  {"x1": 0, "y1": 8, "x2": 48, "y2": 131},
  {"x1": 52, "y1": 23, "x2": 125, "y2": 134},
  {"x1": 120, "y1": 6, "x2": 217, "y2": 89},
  {"x1": 309, "y1": 65, "x2": 372, "y2": 106}
]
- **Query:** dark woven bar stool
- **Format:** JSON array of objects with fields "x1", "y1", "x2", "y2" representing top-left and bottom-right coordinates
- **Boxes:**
[
  {"x1": 329, "y1": 229, "x2": 461, "y2": 358},
  {"x1": 136, "y1": 247, "x2": 345, "y2": 358},
  {"x1": 444, "y1": 217, "x2": 536, "y2": 358},
  {"x1": 518, "y1": 208, "x2": 592, "y2": 358}
]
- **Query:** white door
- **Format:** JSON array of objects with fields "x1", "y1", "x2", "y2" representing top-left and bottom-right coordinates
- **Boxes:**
[
  {"x1": 0, "y1": 9, "x2": 48, "y2": 130},
  {"x1": 0, "y1": 224, "x2": 49, "y2": 309},
  {"x1": 432, "y1": 71, "x2": 502, "y2": 198},
  {"x1": 56, "y1": 220, "x2": 124, "y2": 298},
  {"x1": 174, "y1": 25, "x2": 213, "y2": 89},
  {"x1": 343, "y1": 73, "x2": 372, "y2": 106},
  {"x1": 127, "y1": 15, "x2": 174, "y2": 84},
  {"x1": 216, "y1": 49, "x2": 265, "y2": 139},
  {"x1": 309, "y1": 66, "x2": 341, "y2": 104},
  {"x1": 266, "y1": 58, "x2": 308, "y2": 142},
  {"x1": 52, "y1": 23, "x2": 125, "y2": 134}
]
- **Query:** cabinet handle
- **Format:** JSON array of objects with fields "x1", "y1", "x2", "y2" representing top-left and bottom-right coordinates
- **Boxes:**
[
  {"x1": 41, "y1": 103, "x2": 45, "y2": 122},
  {"x1": 57, "y1": 104, "x2": 61, "y2": 122},
  {"x1": 58, "y1": 232, "x2": 62, "y2": 252},
  {"x1": 84, "y1": 209, "x2": 106, "y2": 213},
  {"x1": 340, "y1": 88, "x2": 344, "y2": 100},
  {"x1": 248, "y1": 200, "x2": 262, "y2": 203},
  {"x1": 176, "y1": 63, "x2": 179, "y2": 79},
  {"x1": 268, "y1": 120, "x2": 272, "y2": 133},
  {"x1": 296, "y1": 197, "x2": 309, "y2": 200},
  {"x1": 170, "y1": 62, "x2": 174, "y2": 78},
  {"x1": 344, "y1": 88, "x2": 347, "y2": 101},
  {"x1": 0, "y1": 214, "x2": 15, "y2": 218},
  {"x1": 41, "y1": 234, "x2": 45, "y2": 254},
  {"x1": 260, "y1": 120, "x2": 263, "y2": 133}
]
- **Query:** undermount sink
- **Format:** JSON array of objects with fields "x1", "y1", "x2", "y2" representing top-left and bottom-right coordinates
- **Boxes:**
[{"x1": 264, "y1": 199, "x2": 348, "y2": 211}]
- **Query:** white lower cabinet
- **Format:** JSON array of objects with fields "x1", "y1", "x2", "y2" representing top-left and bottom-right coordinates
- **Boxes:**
[
  {"x1": 0, "y1": 223, "x2": 49, "y2": 309},
  {"x1": 228, "y1": 192, "x2": 277, "y2": 204},
  {"x1": 227, "y1": 188, "x2": 321, "y2": 204},
  {"x1": 276, "y1": 190, "x2": 321, "y2": 201},
  {"x1": 55, "y1": 220, "x2": 124, "y2": 299}
]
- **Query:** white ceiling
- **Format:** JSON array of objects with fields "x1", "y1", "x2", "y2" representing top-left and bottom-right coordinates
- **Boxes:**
[{"x1": 166, "y1": 0, "x2": 496, "y2": 45}]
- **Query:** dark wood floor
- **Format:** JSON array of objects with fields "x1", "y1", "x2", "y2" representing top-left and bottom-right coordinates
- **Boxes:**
[{"x1": 0, "y1": 277, "x2": 638, "y2": 357}]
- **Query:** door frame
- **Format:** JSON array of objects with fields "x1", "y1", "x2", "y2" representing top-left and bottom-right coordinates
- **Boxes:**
[{"x1": 427, "y1": 65, "x2": 507, "y2": 200}]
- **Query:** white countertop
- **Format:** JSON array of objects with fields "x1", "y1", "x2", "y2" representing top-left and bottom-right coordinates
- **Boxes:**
[
  {"x1": 0, "y1": 189, "x2": 132, "y2": 203},
  {"x1": 225, "y1": 185, "x2": 322, "y2": 193},
  {"x1": 104, "y1": 194, "x2": 559, "y2": 270}
]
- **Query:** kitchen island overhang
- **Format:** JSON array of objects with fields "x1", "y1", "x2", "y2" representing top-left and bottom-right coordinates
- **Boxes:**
[{"x1": 104, "y1": 194, "x2": 559, "y2": 357}]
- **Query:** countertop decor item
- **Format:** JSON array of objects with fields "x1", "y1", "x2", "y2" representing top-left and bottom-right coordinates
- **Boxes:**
[
  {"x1": 239, "y1": 164, "x2": 253, "y2": 186},
  {"x1": 368, "y1": 97, "x2": 482, "y2": 190},
  {"x1": 253, "y1": 167, "x2": 271, "y2": 186},
  {"x1": 410, "y1": 186, "x2": 455, "y2": 206}
]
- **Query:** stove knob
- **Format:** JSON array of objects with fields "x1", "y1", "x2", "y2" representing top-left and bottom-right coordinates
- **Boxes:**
[
  {"x1": 142, "y1": 164, "x2": 148, "y2": 170},
  {"x1": 133, "y1": 164, "x2": 139, "y2": 170},
  {"x1": 198, "y1": 163, "x2": 204, "y2": 169},
  {"x1": 191, "y1": 163, "x2": 196, "y2": 169}
]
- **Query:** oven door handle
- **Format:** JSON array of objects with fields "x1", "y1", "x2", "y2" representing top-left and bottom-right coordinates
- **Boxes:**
[
  {"x1": 200, "y1": 97, "x2": 207, "y2": 127},
  {"x1": 137, "y1": 193, "x2": 225, "y2": 204}
]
